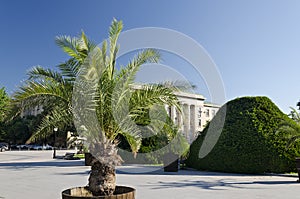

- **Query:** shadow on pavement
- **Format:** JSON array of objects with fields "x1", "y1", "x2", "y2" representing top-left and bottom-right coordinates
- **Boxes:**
[
  {"x1": 145, "y1": 179, "x2": 299, "y2": 190},
  {"x1": 0, "y1": 160, "x2": 85, "y2": 169},
  {"x1": 116, "y1": 166, "x2": 299, "y2": 180},
  {"x1": 116, "y1": 166, "x2": 266, "y2": 177},
  {"x1": 57, "y1": 170, "x2": 90, "y2": 176}
]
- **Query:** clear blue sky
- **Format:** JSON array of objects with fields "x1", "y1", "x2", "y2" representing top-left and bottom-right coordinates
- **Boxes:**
[{"x1": 1, "y1": 0, "x2": 300, "y2": 113}]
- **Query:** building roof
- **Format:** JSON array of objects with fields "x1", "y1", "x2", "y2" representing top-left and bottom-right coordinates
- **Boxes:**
[
  {"x1": 204, "y1": 102, "x2": 221, "y2": 108},
  {"x1": 174, "y1": 91, "x2": 205, "y2": 101}
]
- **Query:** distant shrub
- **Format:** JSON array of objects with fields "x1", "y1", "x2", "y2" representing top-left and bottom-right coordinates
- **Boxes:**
[{"x1": 186, "y1": 96, "x2": 299, "y2": 174}]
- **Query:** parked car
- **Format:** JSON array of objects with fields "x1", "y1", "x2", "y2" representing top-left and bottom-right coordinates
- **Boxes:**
[
  {"x1": 0, "y1": 143, "x2": 8, "y2": 152},
  {"x1": 31, "y1": 145, "x2": 43, "y2": 150},
  {"x1": 43, "y1": 144, "x2": 53, "y2": 150},
  {"x1": 10, "y1": 144, "x2": 20, "y2": 150},
  {"x1": 15, "y1": 144, "x2": 32, "y2": 150},
  {"x1": 31, "y1": 144, "x2": 53, "y2": 150}
]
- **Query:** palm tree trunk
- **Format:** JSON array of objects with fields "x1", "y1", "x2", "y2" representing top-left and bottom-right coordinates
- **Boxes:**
[{"x1": 88, "y1": 161, "x2": 116, "y2": 196}]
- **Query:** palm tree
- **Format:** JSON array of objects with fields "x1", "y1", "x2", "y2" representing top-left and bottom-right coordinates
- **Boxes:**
[
  {"x1": 277, "y1": 107, "x2": 300, "y2": 148},
  {"x1": 73, "y1": 19, "x2": 181, "y2": 196},
  {"x1": 15, "y1": 19, "x2": 182, "y2": 196}
]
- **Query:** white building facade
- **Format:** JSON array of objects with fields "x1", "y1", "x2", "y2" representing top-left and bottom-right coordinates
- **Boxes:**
[
  {"x1": 19, "y1": 86, "x2": 220, "y2": 144},
  {"x1": 166, "y1": 91, "x2": 220, "y2": 143},
  {"x1": 20, "y1": 105, "x2": 43, "y2": 118}
]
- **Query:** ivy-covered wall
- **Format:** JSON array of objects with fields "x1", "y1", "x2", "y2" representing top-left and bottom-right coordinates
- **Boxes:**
[{"x1": 186, "y1": 96, "x2": 299, "y2": 174}]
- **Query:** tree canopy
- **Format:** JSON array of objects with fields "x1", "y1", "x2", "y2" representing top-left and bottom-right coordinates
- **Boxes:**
[
  {"x1": 0, "y1": 87, "x2": 9, "y2": 122},
  {"x1": 187, "y1": 96, "x2": 299, "y2": 174}
]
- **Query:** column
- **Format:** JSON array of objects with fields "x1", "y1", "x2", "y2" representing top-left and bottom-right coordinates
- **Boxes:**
[
  {"x1": 183, "y1": 104, "x2": 190, "y2": 142},
  {"x1": 170, "y1": 106, "x2": 176, "y2": 122},
  {"x1": 190, "y1": 105, "x2": 196, "y2": 143},
  {"x1": 176, "y1": 104, "x2": 183, "y2": 132}
]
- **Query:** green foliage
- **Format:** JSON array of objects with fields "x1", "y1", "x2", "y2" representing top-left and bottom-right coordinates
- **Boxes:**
[
  {"x1": 3, "y1": 115, "x2": 41, "y2": 144},
  {"x1": 0, "y1": 87, "x2": 10, "y2": 122},
  {"x1": 0, "y1": 88, "x2": 10, "y2": 141},
  {"x1": 277, "y1": 107, "x2": 300, "y2": 149},
  {"x1": 73, "y1": 153, "x2": 85, "y2": 159},
  {"x1": 119, "y1": 117, "x2": 189, "y2": 164},
  {"x1": 186, "y1": 96, "x2": 298, "y2": 174}
]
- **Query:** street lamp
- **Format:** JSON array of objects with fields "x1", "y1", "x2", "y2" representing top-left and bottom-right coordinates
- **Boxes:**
[{"x1": 53, "y1": 127, "x2": 58, "y2": 159}]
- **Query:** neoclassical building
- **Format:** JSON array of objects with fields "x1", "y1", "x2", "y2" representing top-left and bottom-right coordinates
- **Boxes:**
[
  {"x1": 20, "y1": 86, "x2": 220, "y2": 144},
  {"x1": 166, "y1": 91, "x2": 220, "y2": 143},
  {"x1": 20, "y1": 105, "x2": 43, "y2": 118}
]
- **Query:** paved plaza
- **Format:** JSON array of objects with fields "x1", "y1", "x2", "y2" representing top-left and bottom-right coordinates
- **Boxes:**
[{"x1": 0, "y1": 151, "x2": 299, "y2": 199}]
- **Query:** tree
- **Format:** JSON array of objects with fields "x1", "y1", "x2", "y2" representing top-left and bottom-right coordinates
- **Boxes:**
[
  {"x1": 0, "y1": 87, "x2": 10, "y2": 141},
  {"x1": 0, "y1": 87, "x2": 10, "y2": 122},
  {"x1": 73, "y1": 19, "x2": 181, "y2": 196},
  {"x1": 187, "y1": 97, "x2": 298, "y2": 174},
  {"x1": 277, "y1": 107, "x2": 300, "y2": 149},
  {"x1": 14, "y1": 19, "x2": 182, "y2": 196}
]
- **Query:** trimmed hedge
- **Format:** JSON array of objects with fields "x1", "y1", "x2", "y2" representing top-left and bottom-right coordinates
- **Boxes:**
[{"x1": 186, "y1": 96, "x2": 299, "y2": 174}]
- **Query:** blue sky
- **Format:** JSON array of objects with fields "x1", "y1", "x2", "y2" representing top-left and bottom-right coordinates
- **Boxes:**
[{"x1": 1, "y1": 0, "x2": 300, "y2": 113}]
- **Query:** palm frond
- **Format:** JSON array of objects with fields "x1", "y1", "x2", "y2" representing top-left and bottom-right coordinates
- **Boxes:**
[
  {"x1": 116, "y1": 49, "x2": 160, "y2": 86},
  {"x1": 108, "y1": 19, "x2": 123, "y2": 78},
  {"x1": 277, "y1": 116, "x2": 300, "y2": 149},
  {"x1": 73, "y1": 47, "x2": 108, "y2": 141},
  {"x1": 28, "y1": 66, "x2": 64, "y2": 83},
  {"x1": 285, "y1": 135, "x2": 300, "y2": 149},
  {"x1": 112, "y1": 50, "x2": 162, "y2": 123},
  {"x1": 130, "y1": 84, "x2": 180, "y2": 110},
  {"x1": 120, "y1": 132, "x2": 142, "y2": 156},
  {"x1": 57, "y1": 58, "x2": 81, "y2": 81},
  {"x1": 79, "y1": 30, "x2": 89, "y2": 52},
  {"x1": 78, "y1": 31, "x2": 97, "y2": 56},
  {"x1": 26, "y1": 108, "x2": 73, "y2": 143},
  {"x1": 14, "y1": 80, "x2": 71, "y2": 107},
  {"x1": 55, "y1": 35, "x2": 84, "y2": 62},
  {"x1": 162, "y1": 80, "x2": 196, "y2": 92},
  {"x1": 289, "y1": 107, "x2": 300, "y2": 123},
  {"x1": 101, "y1": 41, "x2": 108, "y2": 66}
]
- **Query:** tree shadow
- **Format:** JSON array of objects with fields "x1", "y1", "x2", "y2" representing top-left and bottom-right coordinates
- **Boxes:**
[
  {"x1": 0, "y1": 160, "x2": 85, "y2": 169},
  {"x1": 144, "y1": 179, "x2": 298, "y2": 190},
  {"x1": 116, "y1": 166, "x2": 299, "y2": 182},
  {"x1": 116, "y1": 166, "x2": 261, "y2": 177},
  {"x1": 58, "y1": 170, "x2": 90, "y2": 176}
]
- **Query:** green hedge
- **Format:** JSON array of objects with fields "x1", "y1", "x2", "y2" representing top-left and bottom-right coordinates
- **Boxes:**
[{"x1": 186, "y1": 96, "x2": 299, "y2": 174}]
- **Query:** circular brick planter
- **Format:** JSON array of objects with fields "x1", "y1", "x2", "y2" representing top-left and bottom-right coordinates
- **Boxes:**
[{"x1": 62, "y1": 186, "x2": 135, "y2": 199}]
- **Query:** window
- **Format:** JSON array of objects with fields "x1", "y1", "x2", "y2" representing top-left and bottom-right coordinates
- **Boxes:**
[
  {"x1": 212, "y1": 110, "x2": 216, "y2": 116},
  {"x1": 198, "y1": 108, "x2": 201, "y2": 118},
  {"x1": 198, "y1": 119, "x2": 201, "y2": 127},
  {"x1": 206, "y1": 109, "x2": 210, "y2": 117}
]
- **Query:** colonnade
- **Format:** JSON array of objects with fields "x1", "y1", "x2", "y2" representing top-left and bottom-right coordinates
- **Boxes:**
[{"x1": 167, "y1": 104, "x2": 201, "y2": 144}]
